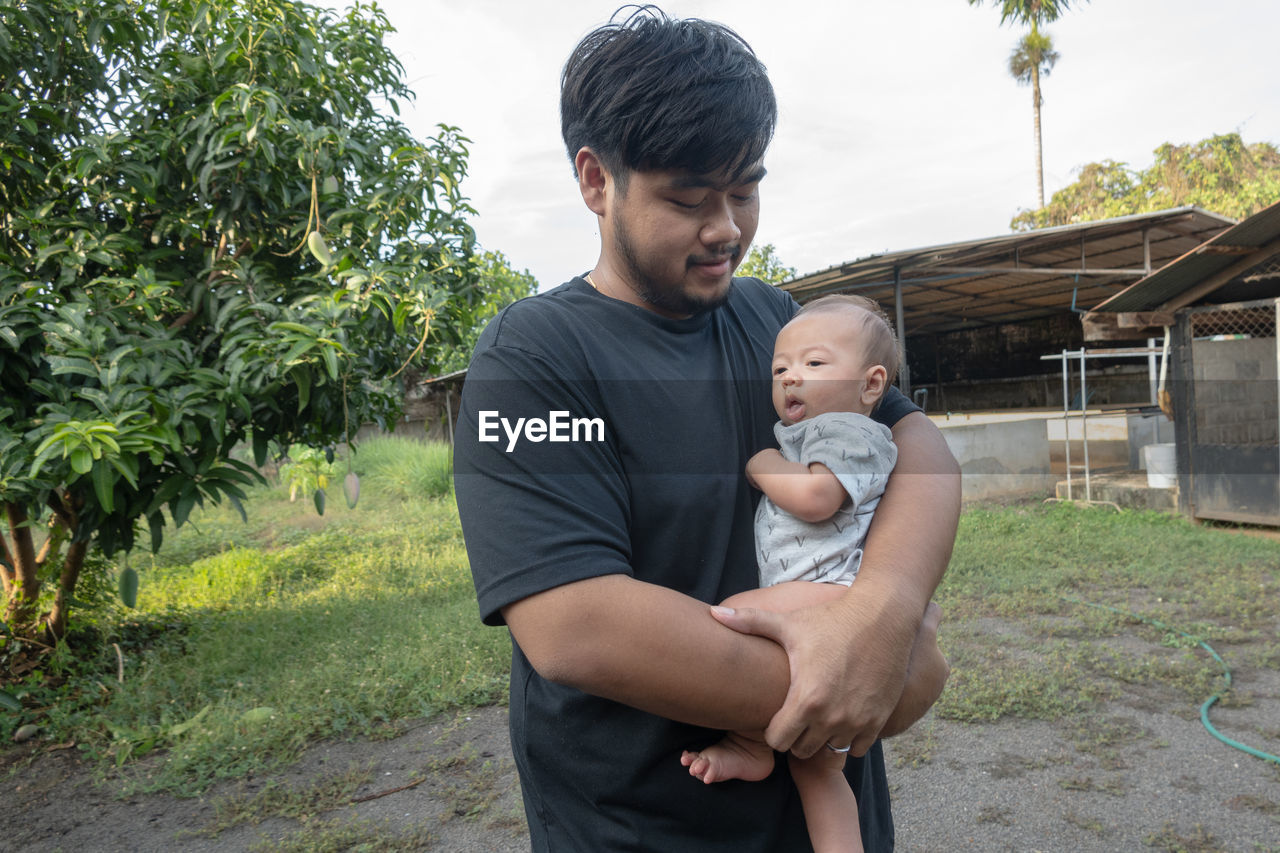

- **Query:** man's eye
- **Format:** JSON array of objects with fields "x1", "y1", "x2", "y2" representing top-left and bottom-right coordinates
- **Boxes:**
[{"x1": 670, "y1": 197, "x2": 702, "y2": 209}]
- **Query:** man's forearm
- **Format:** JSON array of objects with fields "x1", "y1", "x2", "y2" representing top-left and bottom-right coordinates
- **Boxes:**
[
  {"x1": 862, "y1": 411, "x2": 960, "y2": 600},
  {"x1": 835, "y1": 411, "x2": 960, "y2": 651},
  {"x1": 503, "y1": 573, "x2": 790, "y2": 731}
]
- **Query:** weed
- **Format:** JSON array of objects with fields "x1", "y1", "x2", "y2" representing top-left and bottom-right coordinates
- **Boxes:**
[
  {"x1": 1063, "y1": 810, "x2": 1108, "y2": 835},
  {"x1": 975, "y1": 804, "x2": 1013, "y2": 826},
  {"x1": 1143, "y1": 822, "x2": 1226, "y2": 852},
  {"x1": 1058, "y1": 774, "x2": 1128, "y2": 796},
  {"x1": 1225, "y1": 794, "x2": 1280, "y2": 818},
  {"x1": 201, "y1": 763, "x2": 375, "y2": 835},
  {"x1": 248, "y1": 817, "x2": 437, "y2": 853},
  {"x1": 430, "y1": 743, "x2": 508, "y2": 822},
  {"x1": 889, "y1": 721, "x2": 939, "y2": 769}
]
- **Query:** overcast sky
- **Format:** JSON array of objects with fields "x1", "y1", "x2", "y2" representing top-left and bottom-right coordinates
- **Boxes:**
[{"x1": 324, "y1": 0, "x2": 1280, "y2": 289}]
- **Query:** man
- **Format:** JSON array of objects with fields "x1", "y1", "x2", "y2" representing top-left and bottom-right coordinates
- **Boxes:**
[{"x1": 454, "y1": 8, "x2": 960, "y2": 851}]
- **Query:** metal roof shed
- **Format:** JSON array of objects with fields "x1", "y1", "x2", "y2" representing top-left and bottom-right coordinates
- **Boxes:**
[
  {"x1": 1080, "y1": 199, "x2": 1280, "y2": 526},
  {"x1": 781, "y1": 208, "x2": 1234, "y2": 394}
]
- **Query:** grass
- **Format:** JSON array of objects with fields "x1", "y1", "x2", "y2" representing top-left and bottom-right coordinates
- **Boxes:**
[
  {"x1": 20, "y1": 439, "x2": 507, "y2": 795},
  {"x1": 932, "y1": 502, "x2": 1280, "y2": 726},
  {"x1": 7, "y1": 468, "x2": 1280, "y2": 806}
]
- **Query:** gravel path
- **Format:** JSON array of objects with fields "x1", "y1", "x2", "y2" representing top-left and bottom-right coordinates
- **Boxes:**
[{"x1": 6, "y1": 685, "x2": 1278, "y2": 852}]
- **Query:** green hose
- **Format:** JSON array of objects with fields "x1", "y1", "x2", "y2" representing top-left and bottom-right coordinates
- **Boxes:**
[{"x1": 1063, "y1": 595, "x2": 1280, "y2": 767}]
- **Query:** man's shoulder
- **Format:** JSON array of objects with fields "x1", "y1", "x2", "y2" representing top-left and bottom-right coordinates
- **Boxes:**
[{"x1": 475, "y1": 278, "x2": 588, "y2": 355}]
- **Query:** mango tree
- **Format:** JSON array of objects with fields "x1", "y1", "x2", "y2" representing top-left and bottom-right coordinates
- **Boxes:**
[{"x1": 0, "y1": 0, "x2": 480, "y2": 644}]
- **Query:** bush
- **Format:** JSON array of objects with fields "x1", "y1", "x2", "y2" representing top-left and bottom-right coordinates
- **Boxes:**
[{"x1": 352, "y1": 437, "x2": 453, "y2": 501}]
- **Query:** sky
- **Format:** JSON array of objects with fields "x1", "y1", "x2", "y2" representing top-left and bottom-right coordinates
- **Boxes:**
[{"x1": 321, "y1": 0, "x2": 1280, "y2": 290}]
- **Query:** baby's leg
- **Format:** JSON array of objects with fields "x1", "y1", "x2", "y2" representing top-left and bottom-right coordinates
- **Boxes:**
[
  {"x1": 789, "y1": 749, "x2": 864, "y2": 853},
  {"x1": 881, "y1": 601, "x2": 949, "y2": 738},
  {"x1": 681, "y1": 582, "x2": 845, "y2": 785},
  {"x1": 680, "y1": 730, "x2": 775, "y2": 784}
]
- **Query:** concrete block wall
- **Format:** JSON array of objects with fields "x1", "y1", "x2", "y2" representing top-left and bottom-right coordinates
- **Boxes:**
[{"x1": 1192, "y1": 338, "x2": 1278, "y2": 446}]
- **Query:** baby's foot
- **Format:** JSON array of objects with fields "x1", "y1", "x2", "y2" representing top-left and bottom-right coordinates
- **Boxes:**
[{"x1": 680, "y1": 732, "x2": 775, "y2": 784}]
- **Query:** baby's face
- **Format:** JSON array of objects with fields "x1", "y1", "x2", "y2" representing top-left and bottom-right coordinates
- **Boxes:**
[{"x1": 770, "y1": 311, "x2": 876, "y2": 425}]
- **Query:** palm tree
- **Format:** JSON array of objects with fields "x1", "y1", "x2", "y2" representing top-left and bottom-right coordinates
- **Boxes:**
[
  {"x1": 968, "y1": 0, "x2": 1086, "y2": 208},
  {"x1": 1008, "y1": 27, "x2": 1059, "y2": 207}
]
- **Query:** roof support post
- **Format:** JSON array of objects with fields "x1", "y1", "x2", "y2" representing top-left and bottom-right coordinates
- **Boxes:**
[{"x1": 893, "y1": 265, "x2": 910, "y2": 394}]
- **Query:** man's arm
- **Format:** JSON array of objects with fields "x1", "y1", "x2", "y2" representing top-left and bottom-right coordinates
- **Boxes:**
[
  {"x1": 503, "y1": 573, "x2": 793, "y2": 732},
  {"x1": 712, "y1": 411, "x2": 961, "y2": 757}
]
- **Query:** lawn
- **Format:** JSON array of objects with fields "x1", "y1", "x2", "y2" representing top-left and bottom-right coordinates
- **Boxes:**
[{"x1": 4, "y1": 445, "x2": 1279, "y2": 800}]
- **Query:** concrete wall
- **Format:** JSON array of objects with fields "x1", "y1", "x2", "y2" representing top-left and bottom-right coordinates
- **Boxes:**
[
  {"x1": 937, "y1": 417, "x2": 1056, "y2": 500},
  {"x1": 1191, "y1": 337, "x2": 1278, "y2": 446}
]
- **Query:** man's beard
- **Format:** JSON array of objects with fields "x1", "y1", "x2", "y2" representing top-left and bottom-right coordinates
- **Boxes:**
[{"x1": 613, "y1": 216, "x2": 738, "y2": 317}]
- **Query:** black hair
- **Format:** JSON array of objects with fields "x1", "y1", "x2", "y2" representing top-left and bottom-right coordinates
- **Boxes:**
[{"x1": 560, "y1": 5, "x2": 776, "y2": 185}]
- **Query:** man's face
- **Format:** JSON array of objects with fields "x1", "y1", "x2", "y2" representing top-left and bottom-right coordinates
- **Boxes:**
[{"x1": 604, "y1": 164, "x2": 764, "y2": 318}]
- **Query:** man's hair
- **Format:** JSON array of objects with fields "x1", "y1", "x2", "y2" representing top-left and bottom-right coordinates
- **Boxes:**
[
  {"x1": 561, "y1": 5, "x2": 776, "y2": 186},
  {"x1": 795, "y1": 294, "x2": 901, "y2": 390}
]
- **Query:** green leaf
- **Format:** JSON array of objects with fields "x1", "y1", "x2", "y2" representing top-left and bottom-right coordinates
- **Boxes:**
[
  {"x1": 0, "y1": 691, "x2": 21, "y2": 712},
  {"x1": 293, "y1": 367, "x2": 311, "y2": 413},
  {"x1": 118, "y1": 566, "x2": 139, "y2": 609},
  {"x1": 227, "y1": 492, "x2": 248, "y2": 523},
  {"x1": 321, "y1": 345, "x2": 338, "y2": 380},
  {"x1": 172, "y1": 487, "x2": 197, "y2": 528},
  {"x1": 239, "y1": 706, "x2": 276, "y2": 725},
  {"x1": 70, "y1": 446, "x2": 93, "y2": 475},
  {"x1": 92, "y1": 462, "x2": 116, "y2": 513},
  {"x1": 149, "y1": 513, "x2": 165, "y2": 553},
  {"x1": 252, "y1": 430, "x2": 269, "y2": 467}
]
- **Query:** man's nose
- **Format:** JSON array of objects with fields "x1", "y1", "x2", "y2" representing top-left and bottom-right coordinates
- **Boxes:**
[{"x1": 700, "y1": 197, "x2": 741, "y2": 247}]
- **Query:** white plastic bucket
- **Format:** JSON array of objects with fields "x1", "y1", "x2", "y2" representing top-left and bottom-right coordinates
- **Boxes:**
[{"x1": 1143, "y1": 443, "x2": 1177, "y2": 489}]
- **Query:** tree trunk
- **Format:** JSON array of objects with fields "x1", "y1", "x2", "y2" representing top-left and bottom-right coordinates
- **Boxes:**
[
  {"x1": 43, "y1": 538, "x2": 87, "y2": 643},
  {"x1": 1032, "y1": 62, "x2": 1045, "y2": 209},
  {"x1": 3, "y1": 503, "x2": 41, "y2": 631}
]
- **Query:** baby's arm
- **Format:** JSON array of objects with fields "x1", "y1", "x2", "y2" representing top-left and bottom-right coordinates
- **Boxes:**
[{"x1": 746, "y1": 449, "x2": 846, "y2": 523}]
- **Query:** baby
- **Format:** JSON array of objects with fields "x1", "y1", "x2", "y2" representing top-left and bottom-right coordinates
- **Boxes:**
[{"x1": 681, "y1": 294, "x2": 949, "y2": 853}]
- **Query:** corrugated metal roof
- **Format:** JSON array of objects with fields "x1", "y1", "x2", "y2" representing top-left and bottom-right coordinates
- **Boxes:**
[
  {"x1": 1089, "y1": 199, "x2": 1280, "y2": 313},
  {"x1": 781, "y1": 207, "x2": 1234, "y2": 335}
]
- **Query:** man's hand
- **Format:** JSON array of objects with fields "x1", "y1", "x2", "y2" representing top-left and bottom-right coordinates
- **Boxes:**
[{"x1": 711, "y1": 581, "x2": 921, "y2": 758}]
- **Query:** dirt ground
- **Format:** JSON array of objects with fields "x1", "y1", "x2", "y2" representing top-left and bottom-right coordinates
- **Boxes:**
[{"x1": 4, "y1": 678, "x2": 1279, "y2": 853}]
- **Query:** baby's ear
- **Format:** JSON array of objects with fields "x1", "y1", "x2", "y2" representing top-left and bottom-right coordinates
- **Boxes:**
[{"x1": 861, "y1": 364, "x2": 888, "y2": 406}]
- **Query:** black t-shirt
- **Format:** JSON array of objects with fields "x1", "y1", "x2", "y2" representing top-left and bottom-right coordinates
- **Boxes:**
[{"x1": 454, "y1": 275, "x2": 915, "y2": 852}]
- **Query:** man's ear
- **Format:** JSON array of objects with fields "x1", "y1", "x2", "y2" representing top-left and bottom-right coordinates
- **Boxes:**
[
  {"x1": 575, "y1": 147, "x2": 609, "y2": 216},
  {"x1": 861, "y1": 364, "x2": 888, "y2": 407}
]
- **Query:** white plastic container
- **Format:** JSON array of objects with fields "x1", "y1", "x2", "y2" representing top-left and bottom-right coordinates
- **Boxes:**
[{"x1": 1143, "y1": 443, "x2": 1177, "y2": 489}]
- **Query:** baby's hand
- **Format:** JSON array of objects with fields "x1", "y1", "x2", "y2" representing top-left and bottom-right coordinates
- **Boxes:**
[{"x1": 746, "y1": 448, "x2": 784, "y2": 489}]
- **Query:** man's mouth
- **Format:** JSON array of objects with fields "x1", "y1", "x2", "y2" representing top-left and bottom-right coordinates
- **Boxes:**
[{"x1": 689, "y1": 248, "x2": 740, "y2": 274}]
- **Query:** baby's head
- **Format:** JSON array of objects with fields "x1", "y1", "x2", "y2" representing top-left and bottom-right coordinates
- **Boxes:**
[{"x1": 771, "y1": 295, "x2": 899, "y2": 425}]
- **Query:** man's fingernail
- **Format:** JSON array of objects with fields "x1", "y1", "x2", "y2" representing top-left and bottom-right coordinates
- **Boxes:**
[{"x1": 711, "y1": 606, "x2": 735, "y2": 616}]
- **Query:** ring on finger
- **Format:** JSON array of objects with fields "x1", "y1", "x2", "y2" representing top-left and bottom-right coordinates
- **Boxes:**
[{"x1": 825, "y1": 741, "x2": 852, "y2": 754}]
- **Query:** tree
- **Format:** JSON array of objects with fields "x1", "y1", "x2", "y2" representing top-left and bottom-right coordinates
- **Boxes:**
[
  {"x1": 738, "y1": 243, "x2": 797, "y2": 285},
  {"x1": 0, "y1": 0, "x2": 479, "y2": 644},
  {"x1": 437, "y1": 250, "x2": 539, "y2": 375},
  {"x1": 1011, "y1": 133, "x2": 1280, "y2": 230},
  {"x1": 968, "y1": 0, "x2": 1087, "y2": 208}
]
